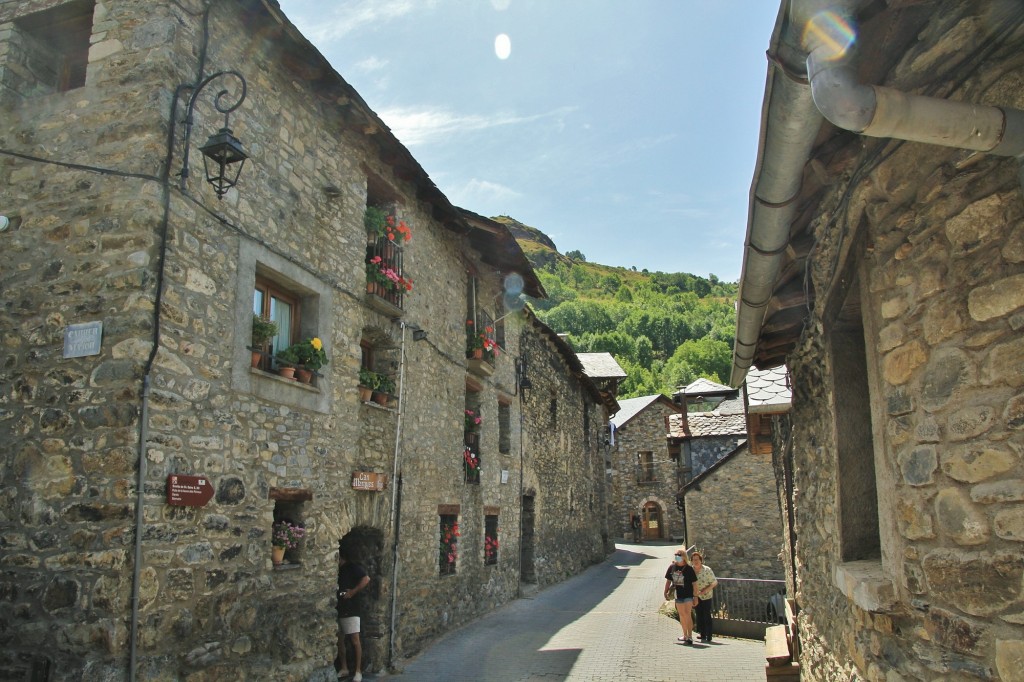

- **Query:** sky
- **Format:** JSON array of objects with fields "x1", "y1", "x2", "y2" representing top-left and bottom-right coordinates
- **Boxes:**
[{"x1": 275, "y1": 0, "x2": 781, "y2": 282}]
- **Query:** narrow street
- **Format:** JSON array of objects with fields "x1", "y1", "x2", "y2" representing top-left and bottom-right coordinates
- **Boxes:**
[{"x1": 377, "y1": 542, "x2": 765, "y2": 681}]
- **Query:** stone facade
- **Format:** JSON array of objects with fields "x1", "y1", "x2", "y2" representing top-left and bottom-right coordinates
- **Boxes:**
[
  {"x1": 0, "y1": 1, "x2": 611, "y2": 679},
  {"x1": 609, "y1": 396, "x2": 684, "y2": 542},
  {"x1": 682, "y1": 445, "x2": 785, "y2": 580},
  {"x1": 740, "y1": 3, "x2": 1024, "y2": 680}
]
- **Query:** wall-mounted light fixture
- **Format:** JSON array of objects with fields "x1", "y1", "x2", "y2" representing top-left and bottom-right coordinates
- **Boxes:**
[
  {"x1": 180, "y1": 70, "x2": 249, "y2": 199},
  {"x1": 516, "y1": 356, "x2": 532, "y2": 399}
]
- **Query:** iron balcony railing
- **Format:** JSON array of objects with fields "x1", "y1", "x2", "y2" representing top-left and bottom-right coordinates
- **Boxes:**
[
  {"x1": 709, "y1": 578, "x2": 787, "y2": 624},
  {"x1": 366, "y1": 238, "x2": 405, "y2": 310}
]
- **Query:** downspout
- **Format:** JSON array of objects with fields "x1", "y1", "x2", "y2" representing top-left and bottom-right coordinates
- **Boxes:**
[
  {"x1": 732, "y1": 0, "x2": 1024, "y2": 387},
  {"x1": 387, "y1": 323, "x2": 408, "y2": 668},
  {"x1": 731, "y1": 4, "x2": 824, "y2": 387},
  {"x1": 130, "y1": 6, "x2": 214, "y2": 678}
]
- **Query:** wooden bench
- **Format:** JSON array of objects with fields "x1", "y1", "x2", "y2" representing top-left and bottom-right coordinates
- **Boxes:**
[{"x1": 764, "y1": 598, "x2": 800, "y2": 681}]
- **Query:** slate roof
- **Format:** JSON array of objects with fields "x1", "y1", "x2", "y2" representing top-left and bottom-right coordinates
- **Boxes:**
[
  {"x1": 610, "y1": 395, "x2": 672, "y2": 429},
  {"x1": 577, "y1": 353, "x2": 628, "y2": 379},
  {"x1": 667, "y1": 396, "x2": 748, "y2": 439},
  {"x1": 679, "y1": 377, "x2": 735, "y2": 396},
  {"x1": 744, "y1": 366, "x2": 792, "y2": 414}
]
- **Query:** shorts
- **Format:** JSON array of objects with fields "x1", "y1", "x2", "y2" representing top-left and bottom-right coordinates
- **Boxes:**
[
  {"x1": 675, "y1": 597, "x2": 694, "y2": 604},
  {"x1": 340, "y1": 616, "x2": 361, "y2": 635}
]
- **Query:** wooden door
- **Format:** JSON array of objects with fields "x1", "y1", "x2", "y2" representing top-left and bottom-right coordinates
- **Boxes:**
[{"x1": 642, "y1": 502, "x2": 663, "y2": 540}]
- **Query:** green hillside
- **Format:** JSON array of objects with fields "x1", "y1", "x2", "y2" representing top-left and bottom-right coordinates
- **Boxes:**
[{"x1": 495, "y1": 216, "x2": 738, "y2": 399}]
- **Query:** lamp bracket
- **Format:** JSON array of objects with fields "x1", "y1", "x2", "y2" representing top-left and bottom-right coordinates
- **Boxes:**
[{"x1": 179, "y1": 70, "x2": 248, "y2": 193}]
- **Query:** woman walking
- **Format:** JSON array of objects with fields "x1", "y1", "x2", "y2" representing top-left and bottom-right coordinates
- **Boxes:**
[
  {"x1": 663, "y1": 548, "x2": 698, "y2": 644},
  {"x1": 692, "y1": 551, "x2": 718, "y2": 642}
]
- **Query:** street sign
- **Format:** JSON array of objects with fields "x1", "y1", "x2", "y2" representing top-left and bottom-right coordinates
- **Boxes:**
[
  {"x1": 352, "y1": 471, "x2": 387, "y2": 491},
  {"x1": 167, "y1": 474, "x2": 215, "y2": 507}
]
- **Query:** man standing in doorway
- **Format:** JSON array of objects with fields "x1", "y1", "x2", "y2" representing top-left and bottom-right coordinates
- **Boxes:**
[
  {"x1": 336, "y1": 553, "x2": 370, "y2": 682},
  {"x1": 631, "y1": 512, "x2": 642, "y2": 543}
]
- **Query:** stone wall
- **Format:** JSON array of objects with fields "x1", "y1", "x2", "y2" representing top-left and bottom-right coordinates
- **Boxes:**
[
  {"x1": 609, "y1": 399, "x2": 683, "y2": 541},
  {"x1": 0, "y1": 1, "x2": 611, "y2": 679},
  {"x1": 774, "y1": 8, "x2": 1024, "y2": 679},
  {"x1": 683, "y1": 445, "x2": 785, "y2": 580},
  {"x1": 689, "y1": 435, "x2": 745, "y2": 479}
]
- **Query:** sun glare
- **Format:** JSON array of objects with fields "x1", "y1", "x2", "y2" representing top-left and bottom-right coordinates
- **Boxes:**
[
  {"x1": 802, "y1": 10, "x2": 856, "y2": 61},
  {"x1": 495, "y1": 33, "x2": 512, "y2": 60}
]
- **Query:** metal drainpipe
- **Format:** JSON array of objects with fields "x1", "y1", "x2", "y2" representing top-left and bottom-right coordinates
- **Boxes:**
[
  {"x1": 128, "y1": 375, "x2": 151, "y2": 681},
  {"x1": 732, "y1": 0, "x2": 1024, "y2": 387},
  {"x1": 387, "y1": 322, "x2": 408, "y2": 668}
]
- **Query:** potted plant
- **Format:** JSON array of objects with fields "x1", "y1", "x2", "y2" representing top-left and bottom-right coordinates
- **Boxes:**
[
  {"x1": 250, "y1": 314, "x2": 278, "y2": 368},
  {"x1": 372, "y1": 372, "x2": 396, "y2": 407},
  {"x1": 358, "y1": 367, "x2": 376, "y2": 402},
  {"x1": 439, "y1": 520, "x2": 459, "y2": 575},
  {"x1": 271, "y1": 520, "x2": 305, "y2": 565},
  {"x1": 366, "y1": 256, "x2": 413, "y2": 295},
  {"x1": 364, "y1": 205, "x2": 388, "y2": 243},
  {"x1": 364, "y1": 205, "x2": 414, "y2": 246},
  {"x1": 465, "y1": 320, "x2": 499, "y2": 361},
  {"x1": 274, "y1": 344, "x2": 300, "y2": 380},
  {"x1": 289, "y1": 337, "x2": 329, "y2": 383},
  {"x1": 463, "y1": 447, "x2": 480, "y2": 484},
  {"x1": 464, "y1": 408, "x2": 482, "y2": 433}
]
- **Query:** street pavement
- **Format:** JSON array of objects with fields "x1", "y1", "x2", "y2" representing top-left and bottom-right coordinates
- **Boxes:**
[{"x1": 372, "y1": 541, "x2": 765, "y2": 682}]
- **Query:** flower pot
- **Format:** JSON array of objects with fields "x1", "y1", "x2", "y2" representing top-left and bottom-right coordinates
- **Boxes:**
[
  {"x1": 272, "y1": 546, "x2": 285, "y2": 566},
  {"x1": 372, "y1": 391, "x2": 389, "y2": 407},
  {"x1": 358, "y1": 385, "x2": 373, "y2": 402},
  {"x1": 296, "y1": 368, "x2": 314, "y2": 384},
  {"x1": 251, "y1": 350, "x2": 262, "y2": 368},
  {"x1": 470, "y1": 348, "x2": 483, "y2": 360},
  {"x1": 277, "y1": 366, "x2": 296, "y2": 380}
]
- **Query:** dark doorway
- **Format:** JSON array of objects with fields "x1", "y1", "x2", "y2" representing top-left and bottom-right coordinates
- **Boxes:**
[
  {"x1": 520, "y1": 495, "x2": 536, "y2": 584},
  {"x1": 338, "y1": 527, "x2": 385, "y2": 674}
]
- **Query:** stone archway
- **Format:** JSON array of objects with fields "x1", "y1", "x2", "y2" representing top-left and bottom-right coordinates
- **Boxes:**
[
  {"x1": 338, "y1": 526, "x2": 385, "y2": 674},
  {"x1": 639, "y1": 495, "x2": 671, "y2": 541}
]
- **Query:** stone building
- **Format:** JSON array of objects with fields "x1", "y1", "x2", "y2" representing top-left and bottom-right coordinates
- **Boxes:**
[
  {"x1": 668, "y1": 379, "x2": 748, "y2": 482},
  {"x1": 732, "y1": 1, "x2": 1024, "y2": 679},
  {"x1": 0, "y1": 1, "x2": 612, "y2": 679},
  {"x1": 680, "y1": 367, "x2": 790, "y2": 580},
  {"x1": 608, "y1": 395, "x2": 683, "y2": 542}
]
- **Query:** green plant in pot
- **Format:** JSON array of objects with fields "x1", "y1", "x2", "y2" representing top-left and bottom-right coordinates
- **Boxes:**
[{"x1": 250, "y1": 314, "x2": 278, "y2": 367}]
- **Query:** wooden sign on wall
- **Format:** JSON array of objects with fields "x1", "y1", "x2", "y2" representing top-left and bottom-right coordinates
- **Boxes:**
[{"x1": 352, "y1": 471, "x2": 387, "y2": 491}]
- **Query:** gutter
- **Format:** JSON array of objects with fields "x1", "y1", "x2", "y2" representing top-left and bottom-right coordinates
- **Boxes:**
[{"x1": 731, "y1": 0, "x2": 1024, "y2": 387}]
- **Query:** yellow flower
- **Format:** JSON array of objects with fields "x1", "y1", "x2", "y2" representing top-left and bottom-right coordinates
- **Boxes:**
[{"x1": 311, "y1": 337, "x2": 323, "y2": 351}]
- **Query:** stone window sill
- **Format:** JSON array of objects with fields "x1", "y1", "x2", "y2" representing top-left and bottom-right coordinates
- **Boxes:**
[
  {"x1": 250, "y1": 367, "x2": 321, "y2": 392},
  {"x1": 833, "y1": 559, "x2": 897, "y2": 612}
]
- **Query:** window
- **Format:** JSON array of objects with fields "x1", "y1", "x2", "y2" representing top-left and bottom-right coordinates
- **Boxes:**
[
  {"x1": 832, "y1": 276, "x2": 881, "y2": 562},
  {"x1": 498, "y1": 401, "x2": 511, "y2": 455},
  {"x1": 270, "y1": 491, "x2": 311, "y2": 567},
  {"x1": 464, "y1": 389, "x2": 482, "y2": 484},
  {"x1": 232, "y1": 241, "x2": 333, "y2": 413},
  {"x1": 484, "y1": 514, "x2": 499, "y2": 566},
  {"x1": 583, "y1": 405, "x2": 591, "y2": 448},
  {"x1": 638, "y1": 451, "x2": 655, "y2": 483},
  {"x1": 6, "y1": 0, "x2": 93, "y2": 97},
  {"x1": 439, "y1": 510, "x2": 459, "y2": 576},
  {"x1": 364, "y1": 181, "x2": 409, "y2": 316},
  {"x1": 549, "y1": 395, "x2": 558, "y2": 425},
  {"x1": 253, "y1": 276, "x2": 300, "y2": 371}
]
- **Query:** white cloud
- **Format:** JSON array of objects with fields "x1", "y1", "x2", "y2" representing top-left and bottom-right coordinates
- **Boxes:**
[
  {"x1": 449, "y1": 178, "x2": 523, "y2": 206},
  {"x1": 287, "y1": 0, "x2": 433, "y2": 44},
  {"x1": 378, "y1": 105, "x2": 576, "y2": 147},
  {"x1": 353, "y1": 56, "x2": 388, "y2": 74}
]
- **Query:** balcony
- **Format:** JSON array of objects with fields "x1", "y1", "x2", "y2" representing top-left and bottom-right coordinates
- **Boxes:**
[{"x1": 365, "y1": 238, "x2": 408, "y2": 318}]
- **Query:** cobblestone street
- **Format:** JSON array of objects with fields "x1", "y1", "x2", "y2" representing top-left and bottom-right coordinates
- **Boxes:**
[{"x1": 375, "y1": 542, "x2": 765, "y2": 681}]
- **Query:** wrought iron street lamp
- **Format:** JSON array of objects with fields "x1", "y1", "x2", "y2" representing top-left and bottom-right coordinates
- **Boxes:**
[{"x1": 180, "y1": 70, "x2": 248, "y2": 199}]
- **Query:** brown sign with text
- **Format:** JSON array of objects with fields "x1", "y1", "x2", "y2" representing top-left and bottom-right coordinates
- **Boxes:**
[{"x1": 167, "y1": 474, "x2": 215, "y2": 507}]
